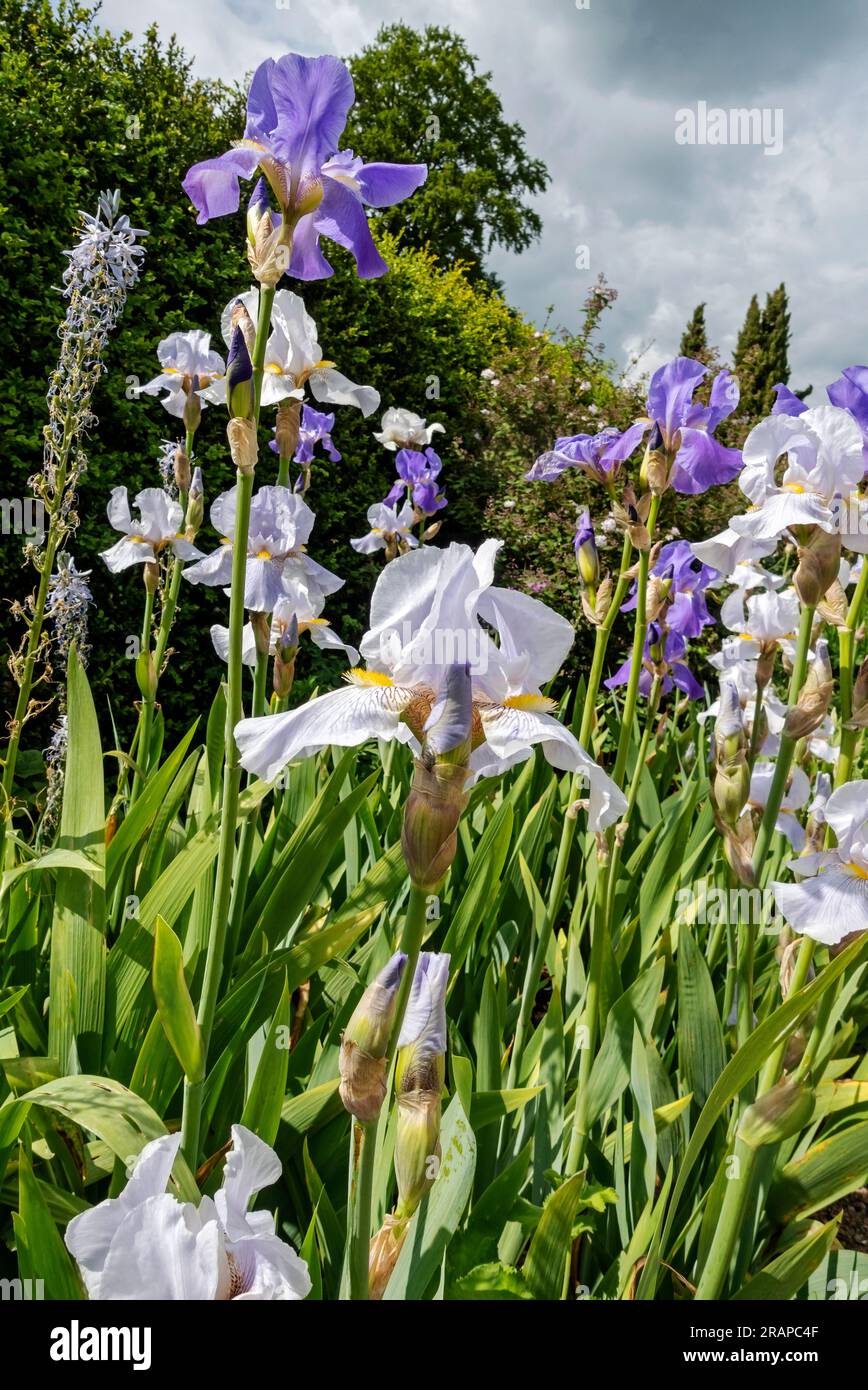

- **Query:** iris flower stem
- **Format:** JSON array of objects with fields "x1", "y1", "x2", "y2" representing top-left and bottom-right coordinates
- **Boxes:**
[
  {"x1": 181, "y1": 287, "x2": 275, "y2": 1166},
  {"x1": 579, "y1": 531, "x2": 634, "y2": 748},
  {"x1": 347, "y1": 1118, "x2": 377, "y2": 1300},
  {"x1": 697, "y1": 610, "x2": 817, "y2": 1299},
  {"x1": 128, "y1": 583, "x2": 157, "y2": 808},
  {"x1": 612, "y1": 495, "x2": 661, "y2": 790},
  {"x1": 127, "y1": 429, "x2": 196, "y2": 809},
  {"x1": 751, "y1": 603, "x2": 816, "y2": 876},
  {"x1": 509, "y1": 535, "x2": 634, "y2": 1128},
  {"x1": 346, "y1": 880, "x2": 429, "y2": 1299},
  {"x1": 605, "y1": 676, "x2": 661, "y2": 923},
  {"x1": 834, "y1": 562, "x2": 868, "y2": 786},
  {"x1": 732, "y1": 605, "x2": 814, "y2": 1068},
  {"x1": 696, "y1": 934, "x2": 816, "y2": 1301},
  {"x1": 537, "y1": 531, "x2": 634, "y2": 944},
  {"x1": 225, "y1": 646, "x2": 270, "y2": 964},
  {"x1": 747, "y1": 679, "x2": 765, "y2": 767},
  {"x1": 565, "y1": 848, "x2": 610, "y2": 1175}
]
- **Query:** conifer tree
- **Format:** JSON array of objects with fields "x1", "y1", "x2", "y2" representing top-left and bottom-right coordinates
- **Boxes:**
[{"x1": 679, "y1": 303, "x2": 711, "y2": 363}]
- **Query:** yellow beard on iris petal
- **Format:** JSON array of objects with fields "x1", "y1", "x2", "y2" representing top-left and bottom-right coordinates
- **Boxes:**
[
  {"x1": 344, "y1": 669, "x2": 394, "y2": 687},
  {"x1": 502, "y1": 693, "x2": 557, "y2": 714}
]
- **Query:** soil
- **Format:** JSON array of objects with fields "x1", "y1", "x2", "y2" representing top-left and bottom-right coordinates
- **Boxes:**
[{"x1": 815, "y1": 1188, "x2": 868, "y2": 1253}]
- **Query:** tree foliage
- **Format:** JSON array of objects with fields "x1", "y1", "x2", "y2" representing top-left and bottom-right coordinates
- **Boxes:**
[
  {"x1": 732, "y1": 283, "x2": 800, "y2": 416},
  {"x1": 679, "y1": 302, "x2": 712, "y2": 364},
  {"x1": 344, "y1": 23, "x2": 550, "y2": 276},
  {"x1": 0, "y1": 1, "x2": 532, "y2": 755}
]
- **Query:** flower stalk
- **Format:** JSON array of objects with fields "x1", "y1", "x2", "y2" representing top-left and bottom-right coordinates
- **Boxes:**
[{"x1": 180, "y1": 287, "x2": 275, "y2": 1166}]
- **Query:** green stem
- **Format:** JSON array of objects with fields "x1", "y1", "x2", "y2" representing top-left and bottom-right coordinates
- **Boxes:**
[
  {"x1": 747, "y1": 679, "x2": 765, "y2": 767},
  {"x1": 539, "y1": 531, "x2": 634, "y2": 940},
  {"x1": 751, "y1": 603, "x2": 816, "y2": 878},
  {"x1": 0, "y1": 523, "x2": 61, "y2": 864},
  {"x1": 578, "y1": 531, "x2": 634, "y2": 749},
  {"x1": 347, "y1": 1118, "x2": 377, "y2": 1300},
  {"x1": 346, "y1": 880, "x2": 429, "y2": 1300},
  {"x1": 129, "y1": 583, "x2": 157, "y2": 807},
  {"x1": 565, "y1": 850, "x2": 609, "y2": 1175},
  {"x1": 696, "y1": 863, "x2": 818, "y2": 1299},
  {"x1": 612, "y1": 495, "x2": 661, "y2": 790},
  {"x1": 834, "y1": 562, "x2": 868, "y2": 786},
  {"x1": 605, "y1": 676, "x2": 661, "y2": 922},
  {"x1": 125, "y1": 430, "x2": 196, "y2": 809},
  {"x1": 225, "y1": 646, "x2": 270, "y2": 963},
  {"x1": 180, "y1": 288, "x2": 275, "y2": 1166}
]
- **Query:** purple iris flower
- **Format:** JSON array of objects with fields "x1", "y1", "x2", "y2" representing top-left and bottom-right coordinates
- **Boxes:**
[
  {"x1": 605, "y1": 624, "x2": 704, "y2": 700},
  {"x1": 773, "y1": 367, "x2": 868, "y2": 468},
  {"x1": 621, "y1": 540, "x2": 718, "y2": 639},
  {"x1": 269, "y1": 405, "x2": 342, "y2": 465},
  {"x1": 412, "y1": 479, "x2": 447, "y2": 516},
  {"x1": 638, "y1": 357, "x2": 742, "y2": 494},
  {"x1": 771, "y1": 383, "x2": 808, "y2": 417},
  {"x1": 527, "y1": 424, "x2": 646, "y2": 486},
  {"x1": 385, "y1": 446, "x2": 446, "y2": 516},
  {"x1": 827, "y1": 366, "x2": 868, "y2": 464},
  {"x1": 182, "y1": 53, "x2": 427, "y2": 281},
  {"x1": 396, "y1": 446, "x2": 442, "y2": 486}
]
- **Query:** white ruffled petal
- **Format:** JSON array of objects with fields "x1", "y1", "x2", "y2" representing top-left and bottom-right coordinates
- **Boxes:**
[
  {"x1": 235, "y1": 681, "x2": 414, "y2": 780},
  {"x1": 101, "y1": 537, "x2": 154, "y2": 572},
  {"x1": 183, "y1": 546, "x2": 234, "y2": 588},
  {"x1": 96, "y1": 1194, "x2": 222, "y2": 1300},
  {"x1": 773, "y1": 863, "x2": 868, "y2": 944},
  {"x1": 477, "y1": 704, "x2": 626, "y2": 830},
  {"x1": 215, "y1": 1125, "x2": 282, "y2": 1241}
]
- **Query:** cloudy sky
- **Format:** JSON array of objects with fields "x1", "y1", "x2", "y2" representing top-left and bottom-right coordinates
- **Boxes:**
[{"x1": 95, "y1": 0, "x2": 868, "y2": 393}]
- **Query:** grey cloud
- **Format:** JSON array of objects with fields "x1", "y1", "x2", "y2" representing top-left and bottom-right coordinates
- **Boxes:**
[{"x1": 98, "y1": 0, "x2": 868, "y2": 391}]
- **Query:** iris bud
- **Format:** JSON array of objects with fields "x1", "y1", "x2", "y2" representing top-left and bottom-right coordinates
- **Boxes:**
[
  {"x1": 574, "y1": 508, "x2": 600, "y2": 592},
  {"x1": 794, "y1": 528, "x2": 841, "y2": 607},
  {"x1": 226, "y1": 326, "x2": 254, "y2": 421},
  {"x1": 395, "y1": 1088, "x2": 443, "y2": 1219},
  {"x1": 401, "y1": 665, "x2": 472, "y2": 891},
  {"x1": 393, "y1": 954, "x2": 449, "y2": 1218},
  {"x1": 846, "y1": 655, "x2": 868, "y2": 729},
  {"x1": 641, "y1": 423, "x2": 670, "y2": 495},
  {"x1": 135, "y1": 648, "x2": 157, "y2": 701},
  {"x1": 246, "y1": 177, "x2": 271, "y2": 247},
  {"x1": 783, "y1": 639, "x2": 833, "y2": 740},
  {"x1": 173, "y1": 446, "x2": 191, "y2": 493},
  {"x1": 185, "y1": 467, "x2": 204, "y2": 533},
  {"x1": 182, "y1": 377, "x2": 202, "y2": 435},
  {"x1": 339, "y1": 953, "x2": 407, "y2": 1122},
  {"x1": 712, "y1": 682, "x2": 749, "y2": 827},
  {"x1": 273, "y1": 612, "x2": 299, "y2": 699},
  {"x1": 647, "y1": 620, "x2": 665, "y2": 665}
]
